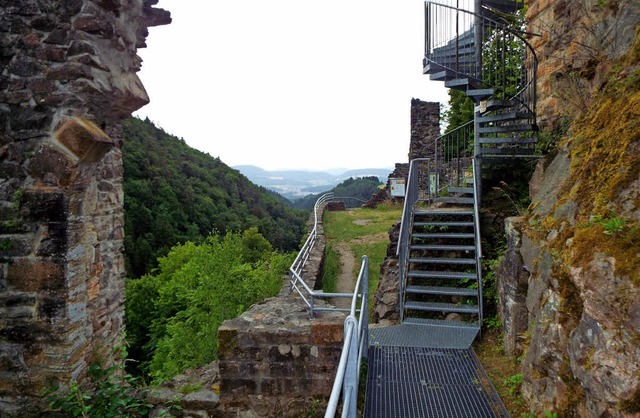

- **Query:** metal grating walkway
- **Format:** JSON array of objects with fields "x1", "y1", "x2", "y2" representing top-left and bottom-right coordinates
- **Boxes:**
[
  {"x1": 364, "y1": 323, "x2": 507, "y2": 417},
  {"x1": 364, "y1": 345, "x2": 508, "y2": 418},
  {"x1": 369, "y1": 322, "x2": 479, "y2": 349}
]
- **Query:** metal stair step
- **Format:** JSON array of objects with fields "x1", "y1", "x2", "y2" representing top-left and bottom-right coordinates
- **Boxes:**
[
  {"x1": 466, "y1": 88, "x2": 494, "y2": 98},
  {"x1": 478, "y1": 136, "x2": 538, "y2": 144},
  {"x1": 478, "y1": 124, "x2": 535, "y2": 134},
  {"x1": 414, "y1": 209, "x2": 474, "y2": 216},
  {"x1": 447, "y1": 186, "x2": 474, "y2": 194},
  {"x1": 407, "y1": 270, "x2": 476, "y2": 280},
  {"x1": 481, "y1": 155, "x2": 542, "y2": 164},
  {"x1": 413, "y1": 221, "x2": 474, "y2": 227},
  {"x1": 482, "y1": 0, "x2": 524, "y2": 13},
  {"x1": 402, "y1": 317, "x2": 480, "y2": 329},
  {"x1": 423, "y1": 60, "x2": 445, "y2": 74},
  {"x1": 432, "y1": 196, "x2": 474, "y2": 205},
  {"x1": 404, "y1": 301, "x2": 480, "y2": 314},
  {"x1": 480, "y1": 147, "x2": 536, "y2": 155},
  {"x1": 412, "y1": 232, "x2": 475, "y2": 239},
  {"x1": 484, "y1": 99, "x2": 516, "y2": 111},
  {"x1": 410, "y1": 244, "x2": 476, "y2": 252},
  {"x1": 445, "y1": 78, "x2": 482, "y2": 90},
  {"x1": 409, "y1": 257, "x2": 476, "y2": 265},
  {"x1": 429, "y1": 70, "x2": 456, "y2": 81},
  {"x1": 477, "y1": 112, "x2": 533, "y2": 123},
  {"x1": 406, "y1": 285, "x2": 478, "y2": 297}
]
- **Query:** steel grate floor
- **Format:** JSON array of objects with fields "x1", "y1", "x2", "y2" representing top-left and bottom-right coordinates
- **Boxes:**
[
  {"x1": 369, "y1": 323, "x2": 480, "y2": 349},
  {"x1": 364, "y1": 346, "x2": 508, "y2": 418}
]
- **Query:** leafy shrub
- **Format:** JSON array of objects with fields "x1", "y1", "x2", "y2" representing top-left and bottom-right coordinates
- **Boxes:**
[
  {"x1": 44, "y1": 345, "x2": 176, "y2": 417},
  {"x1": 126, "y1": 228, "x2": 293, "y2": 382}
]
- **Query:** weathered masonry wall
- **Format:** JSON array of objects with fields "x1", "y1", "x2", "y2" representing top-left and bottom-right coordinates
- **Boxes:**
[
  {"x1": 0, "y1": 1, "x2": 169, "y2": 415},
  {"x1": 217, "y1": 204, "x2": 346, "y2": 417}
]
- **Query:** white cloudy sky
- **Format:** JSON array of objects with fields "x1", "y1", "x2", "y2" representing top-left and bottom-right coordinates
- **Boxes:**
[{"x1": 134, "y1": 0, "x2": 449, "y2": 171}]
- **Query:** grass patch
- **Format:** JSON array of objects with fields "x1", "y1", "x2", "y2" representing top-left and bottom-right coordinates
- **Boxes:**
[
  {"x1": 323, "y1": 202, "x2": 403, "y2": 313},
  {"x1": 322, "y1": 243, "x2": 340, "y2": 293}
]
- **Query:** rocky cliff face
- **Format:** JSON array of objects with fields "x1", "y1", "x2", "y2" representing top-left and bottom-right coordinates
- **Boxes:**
[
  {"x1": 497, "y1": 1, "x2": 640, "y2": 415},
  {"x1": 0, "y1": 1, "x2": 169, "y2": 414}
]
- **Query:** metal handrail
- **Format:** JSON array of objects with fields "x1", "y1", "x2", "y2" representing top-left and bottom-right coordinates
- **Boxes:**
[
  {"x1": 325, "y1": 256, "x2": 369, "y2": 418},
  {"x1": 289, "y1": 193, "x2": 368, "y2": 316},
  {"x1": 436, "y1": 120, "x2": 474, "y2": 196},
  {"x1": 396, "y1": 158, "x2": 432, "y2": 322},
  {"x1": 472, "y1": 158, "x2": 484, "y2": 323}
]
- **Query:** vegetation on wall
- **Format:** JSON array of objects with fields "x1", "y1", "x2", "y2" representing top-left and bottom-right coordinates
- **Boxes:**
[
  {"x1": 122, "y1": 117, "x2": 307, "y2": 278},
  {"x1": 531, "y1": 27, "x2": 640, "y2": 287}
]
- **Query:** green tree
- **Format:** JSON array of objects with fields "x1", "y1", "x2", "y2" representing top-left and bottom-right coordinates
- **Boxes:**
[{"x1": 125, "y1": 229, "x2": 292, "y2": 381}]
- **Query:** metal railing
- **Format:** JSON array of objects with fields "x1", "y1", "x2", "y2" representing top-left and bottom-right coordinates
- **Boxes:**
[
  {"x1": 425, "y1": 1, "x2": 537, "y2": 117},
  {"x1": 396, "y1": 158, "x2": 433, "y2": 321},
  {"x1": 325, "y1": 256, "x2": 369, "y2": 418},
  {"x1": 289, "y1": 193, "x2": 363, "y2": 315},
  {"x1": 472, "y1": 158, "x2": 484, "y2": 323},
  {"x1": 436, "y1": 120, "x2": 474, "y2": 195}
]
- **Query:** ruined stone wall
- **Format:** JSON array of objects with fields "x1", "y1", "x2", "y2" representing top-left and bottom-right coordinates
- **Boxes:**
[
  {"x1": 0, "y1": 1, "x2": 169, "y2": 414},
  {"x1": 408, "y1": 98, "x2": 440, "y2": 162},
  {"x1": 217, "y1": 204, "x2": 346, "y2": 417}
]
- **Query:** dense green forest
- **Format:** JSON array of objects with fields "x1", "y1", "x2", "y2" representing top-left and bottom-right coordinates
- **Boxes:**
[
  {"x1": 121, "y1": 117, "x2": 308, "y2": 277},
  {"x1": 292, "y1": 176, "x2": 383, "y2": 209}
]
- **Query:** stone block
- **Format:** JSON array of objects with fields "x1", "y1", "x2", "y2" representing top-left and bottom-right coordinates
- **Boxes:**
[
  {"x1": 311, "y1": 321, "x2": 344, "y2": 345},
  {"x1": 53, "y1": 117, "x2": 114, "y2": 162},
  {"x1": 217, "y1": 325, "x2": 238, "y2": 357},
  {"x1": 6, "y1": 258, "x2": 64, "y2": 292}
]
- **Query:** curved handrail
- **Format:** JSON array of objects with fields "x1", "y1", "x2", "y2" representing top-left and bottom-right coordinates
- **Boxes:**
[
  {"x1": 425, "y1": 1, "x2": 537, "y2": 117},
  {"x1": 289, "y1": 193, "x2": 371, "y2": 315},
  {"x1": 324, "y1": 256, "x2": 369, "y2": 418}
]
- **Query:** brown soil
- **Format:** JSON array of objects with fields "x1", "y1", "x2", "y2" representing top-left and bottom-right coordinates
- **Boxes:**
[
  {"x1": 473, "y1": 327, "x2": 529, "y2": 416},
  {"x1": 332, "y1": 242, "x2": 356, "y2": 309}
]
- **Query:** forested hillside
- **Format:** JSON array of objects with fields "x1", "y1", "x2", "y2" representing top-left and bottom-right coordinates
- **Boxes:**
[
  {"x1": 121, "y1": 117, "x2": 308, "y2": 277},
  {"x1": 293, "y1": 176, "x2": 383, "y2": 209}
]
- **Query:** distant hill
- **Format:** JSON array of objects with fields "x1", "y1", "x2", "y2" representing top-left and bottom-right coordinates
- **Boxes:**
[
  {"x1": 292, "y1": 176, "x2": 384, "y2": 210},
  {"x1": 234, "y1": 165, "x2": 393, "y2": 200},
  {"x1": 121, "y1": 117, "x2": 308, "y2": 278}
]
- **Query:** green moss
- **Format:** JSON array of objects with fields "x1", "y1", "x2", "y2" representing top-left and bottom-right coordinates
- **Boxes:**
[{"x1": 537, "y1": 27, "x2": 640, "y2": 289}]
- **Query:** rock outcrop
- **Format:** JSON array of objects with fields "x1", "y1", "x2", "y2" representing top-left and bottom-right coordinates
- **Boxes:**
[
  {"x1": 0, "y1": 1, "x2": 169, "y2": 414},
  {"x1": 497, "y1": 2, "x2": 640, "y2": 414}
]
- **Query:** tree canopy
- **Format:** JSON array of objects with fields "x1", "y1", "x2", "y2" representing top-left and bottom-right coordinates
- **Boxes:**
[{"x1": 121, "y1": 117, "x2": 308, "y2": 277}]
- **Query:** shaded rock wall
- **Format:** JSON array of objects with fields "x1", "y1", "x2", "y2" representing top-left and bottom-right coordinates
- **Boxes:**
[
  {"x1": 0, "y1": 1, "x2": 169, "y2": 414},
  {"x1": 527, "y1": 0, "x2": 640, "y2": 131}
]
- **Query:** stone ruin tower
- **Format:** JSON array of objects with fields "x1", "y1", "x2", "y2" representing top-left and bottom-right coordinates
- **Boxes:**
[
  {"x1": 0, "y1": 1, "x2": 169, "y2": 414},
  {"x1": 409, "y1": 98, "x2": 440, "y2": 162},
  {"x1": 389, "y1": 98, "x2": 440, "y2": 184}
]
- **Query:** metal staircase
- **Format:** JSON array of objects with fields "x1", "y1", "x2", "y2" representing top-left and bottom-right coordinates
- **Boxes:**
[{"x1": 395, "y1": 0, "x2": 538, "y2": 335}]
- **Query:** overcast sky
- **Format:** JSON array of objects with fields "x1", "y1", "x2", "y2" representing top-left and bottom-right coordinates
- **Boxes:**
[{"x1": 134, "y1": 0, "x2": 449, "y2": 171}]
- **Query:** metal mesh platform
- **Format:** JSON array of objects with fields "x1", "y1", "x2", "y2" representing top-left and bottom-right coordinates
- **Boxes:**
[
  {"x1": 369, "y1": 322, "x2": 480, "y2": 349},
  {"x1": 364, "y1": 346, "x2": 508, "y2": 418}
]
